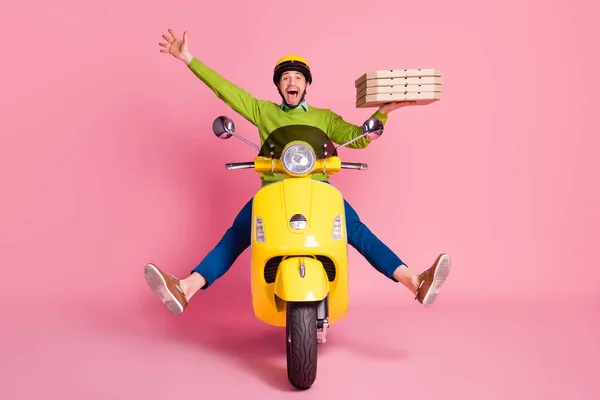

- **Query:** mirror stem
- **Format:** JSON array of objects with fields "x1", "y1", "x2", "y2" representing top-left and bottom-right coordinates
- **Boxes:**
[
  {"x1": 229, "y1": 131, "x2": 261, "y2": 150},
  {"x1": 335, "y1": 133, "x2": 368, "y2": 150}
]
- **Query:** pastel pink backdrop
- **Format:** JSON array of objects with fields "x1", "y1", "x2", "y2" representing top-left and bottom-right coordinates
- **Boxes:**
[{"x1": 1, "y1": 0, "x2": 598, "y2": 398}]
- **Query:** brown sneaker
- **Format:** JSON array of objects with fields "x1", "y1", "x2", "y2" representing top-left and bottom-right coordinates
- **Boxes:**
[
  {"x1": 144, "y1": 263, "x2": 188, "y2": 315},
  {"x1": 415, "y1": 253, "x2": 451, "y2": 307}
]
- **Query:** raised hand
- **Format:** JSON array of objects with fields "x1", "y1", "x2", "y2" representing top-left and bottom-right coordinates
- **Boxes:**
[{"x1": 159, "y1": 29, "x2": 193, "y2": 64}]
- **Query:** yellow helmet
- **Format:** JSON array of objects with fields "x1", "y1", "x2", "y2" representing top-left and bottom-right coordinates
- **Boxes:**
[{"x1": 273, "y1": 55, "x2": 312, "y2": 85}]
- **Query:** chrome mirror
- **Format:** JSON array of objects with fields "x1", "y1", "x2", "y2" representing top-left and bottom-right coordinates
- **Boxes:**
[
  {"x1": 362, "y1": 118, "x2": 384, "y2": 139},
  {"x1": 211, "y1": 116, "x2": 260, "y2": 150},
  {"x1": 212, "y1": 116, "x2": 234, "y2": 139}
]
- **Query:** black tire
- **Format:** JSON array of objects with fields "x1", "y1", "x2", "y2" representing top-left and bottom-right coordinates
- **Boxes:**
[{"x1": 286, "y1": 301, "x2": 318, "y2": 390}]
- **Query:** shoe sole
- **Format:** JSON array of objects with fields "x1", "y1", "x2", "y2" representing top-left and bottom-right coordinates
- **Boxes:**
[
  {"x1": 422, "y1": 254, "x2": 451, "y2": 307},
  {"x1": 144, "y1": 263, "x2": 184, "y2": 315}
]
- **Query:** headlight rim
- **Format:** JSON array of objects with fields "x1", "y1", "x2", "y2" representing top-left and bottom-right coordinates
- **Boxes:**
[{"x1": 280, "y1": 142, "x2": 317, "y2": 176}]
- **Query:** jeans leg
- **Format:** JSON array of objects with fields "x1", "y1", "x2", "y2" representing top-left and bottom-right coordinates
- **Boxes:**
[
  {"x1": 344, "y1": 199, "x2": 406, "y2": 281},
  {"x1": 191, "y1": 198, "x2": 253, "y2": 289}
]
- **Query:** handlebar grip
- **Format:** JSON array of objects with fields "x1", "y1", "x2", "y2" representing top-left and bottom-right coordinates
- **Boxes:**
[
  {"x1": 225, "y1": 162, "x2": 255, "y2": 170},
  {"x1": 341, "y1": 162, "x2": 368, "y2": 170}
]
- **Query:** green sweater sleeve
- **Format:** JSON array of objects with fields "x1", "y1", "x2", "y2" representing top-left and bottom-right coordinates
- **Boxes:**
[
  {"x1": 187, "y1": 58, "x2": 261, "y2": 126},
  {"x1": 327, "y1": 110, "x2": 389, "y2": 149}
]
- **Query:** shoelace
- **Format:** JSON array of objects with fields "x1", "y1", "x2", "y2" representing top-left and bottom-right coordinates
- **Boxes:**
[
  {"x1": 415, "y1": 279, "x2": 425, "y2": 300},
  {"x1": 169, "y1": 275, "x2": 186, "y2": 295}
]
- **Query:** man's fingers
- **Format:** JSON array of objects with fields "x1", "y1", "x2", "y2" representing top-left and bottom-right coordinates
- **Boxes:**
[
  {"x1": 160, "y1": 49, "x2": 169, "y2": 53},
  {"x1": 182, "y1": 30, "x2": 188, "y2": 44},
  {"x1": 162, "y1": 34, "x2": 172, "y2": 43},
  {"x1": 159, "y1": 42, "x2": 168, "y2": 48},
  {"x1": 168, "y1": 28, "x2": 180, "y2": 41}
]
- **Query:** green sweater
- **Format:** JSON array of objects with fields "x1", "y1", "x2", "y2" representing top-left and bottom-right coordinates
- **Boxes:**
[{"x1": 187, "y1": 58, "x2": 388, "y2": 185}]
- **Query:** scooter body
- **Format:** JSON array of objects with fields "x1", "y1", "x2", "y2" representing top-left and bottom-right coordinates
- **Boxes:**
[
  {"x1": 250, "y1": 175, "x2": 349, "y2": 327},
  {"x1": 211, "y1": 118, "x2": 383, "y2": 390}
]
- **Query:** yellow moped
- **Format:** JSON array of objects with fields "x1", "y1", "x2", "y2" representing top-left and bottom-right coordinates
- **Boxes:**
[{"x1": 212, "y1": 116, "x2": 384, "y2": 390}]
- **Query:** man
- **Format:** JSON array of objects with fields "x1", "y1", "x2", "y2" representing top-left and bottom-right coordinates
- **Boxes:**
[{"x1": 144, "y1": 29, "x2": 451, "y2": 316}]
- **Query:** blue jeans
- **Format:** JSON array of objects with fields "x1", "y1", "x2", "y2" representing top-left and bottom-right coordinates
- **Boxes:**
[{"x1": 192, "y1": 197, "x2": 406, "y2": 289}]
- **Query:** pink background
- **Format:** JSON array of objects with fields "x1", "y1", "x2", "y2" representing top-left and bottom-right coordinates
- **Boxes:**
[{"x1": 1, "y1": 0, "x2": 598, "y2": 398}]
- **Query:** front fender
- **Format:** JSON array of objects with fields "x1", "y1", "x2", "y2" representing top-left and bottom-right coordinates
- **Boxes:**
[{"x1": 274, "y1": 257, "x2": 330, "y2": 302}]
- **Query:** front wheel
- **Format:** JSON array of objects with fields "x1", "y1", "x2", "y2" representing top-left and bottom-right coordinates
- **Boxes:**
[{"x1": 286, "y1": 301, "x2": 318, "y2": 390}]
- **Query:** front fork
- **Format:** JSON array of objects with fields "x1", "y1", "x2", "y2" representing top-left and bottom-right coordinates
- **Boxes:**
[{"x1": 316, "y1": 296, "x2": 329, "y2": 344}]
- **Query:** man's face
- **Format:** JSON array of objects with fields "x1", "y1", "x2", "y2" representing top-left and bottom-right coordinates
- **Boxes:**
[{"x1": 278, "y1": 71, "x2": 310, "y2": 106}]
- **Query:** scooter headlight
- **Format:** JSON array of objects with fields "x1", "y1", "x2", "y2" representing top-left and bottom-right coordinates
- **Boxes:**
[{"x1": 281, "y1": 143, "x2": 316, "y2": 175}]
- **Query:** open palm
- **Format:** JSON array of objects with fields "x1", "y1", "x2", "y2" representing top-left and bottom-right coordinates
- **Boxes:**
[
  {"x1": 159, "y1": 29, "x2": 190, "y2": 62},
  {"x1": 378, "y1": 101, "x2": 416, "y2": 114}
]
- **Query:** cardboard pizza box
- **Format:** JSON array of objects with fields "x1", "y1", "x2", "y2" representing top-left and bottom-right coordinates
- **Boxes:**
[
  {"x1": 356, "y1": 84, "x2": 442, "y2": 99},
  {"x1": 356, "y1": 91, "x2": 441, "y2": 108},
  {"x1": 355, "y1": 68, "x2": 442, "y2": 87},
  {"x1": 356, "y1": 76, "x2": 443, "y2": 92}
]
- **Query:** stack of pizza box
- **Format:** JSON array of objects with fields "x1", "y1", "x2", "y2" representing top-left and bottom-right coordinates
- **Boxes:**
[{"x1": 355, "y1": 68, "x2": 442, "y2": 108}]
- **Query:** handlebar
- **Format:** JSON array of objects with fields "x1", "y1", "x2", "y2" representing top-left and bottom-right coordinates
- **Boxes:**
[
  {"x1": 225, "y1": 162, "x2": 255, "y2": 170},
  {"x1": 341, "y1": 162, "x2": 368, "y2": 170},
  {"x1": 224, "y1": 161, "x2": 368, "y2": 170}
]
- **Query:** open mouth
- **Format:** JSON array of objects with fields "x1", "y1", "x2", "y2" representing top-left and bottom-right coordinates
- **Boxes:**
[{"x1": 286, "y1": 88, "x2": 299, "y2": 103}]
